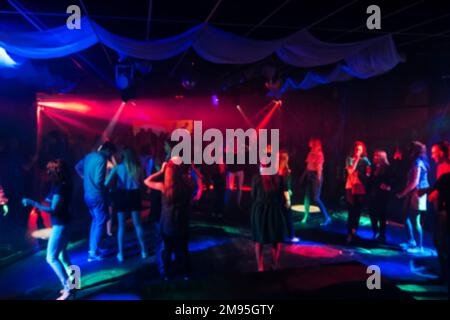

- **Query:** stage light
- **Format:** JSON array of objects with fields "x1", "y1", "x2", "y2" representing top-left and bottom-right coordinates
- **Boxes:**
[
  {"x1": 0, "y1": 47, "x2": 18, "y2": 68},
  {"x1": 235, "y1": 104, "x2": 254, "y2": 127},
  {"x1": 181, "y1": 77, "x2": 196, "y2": 90},
  {"x1": 102, "y1": 101, "x2": 127, "y2": 141},
  {"x1": 275, "y1": 99, "x2": 282, "y2": 106},
  {"x1": 38, "y1": 101, "x2": 91, "y2": 113}
]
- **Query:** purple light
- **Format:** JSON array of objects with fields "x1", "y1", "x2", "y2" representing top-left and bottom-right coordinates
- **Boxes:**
[{"x1": 212, "y1": 94, "x2": 219, "y2": 107}]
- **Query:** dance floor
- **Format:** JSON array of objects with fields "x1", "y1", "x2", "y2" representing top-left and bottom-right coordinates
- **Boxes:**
[{"x1": 0, "y1": 207, "x2": 447, "y2": 300}]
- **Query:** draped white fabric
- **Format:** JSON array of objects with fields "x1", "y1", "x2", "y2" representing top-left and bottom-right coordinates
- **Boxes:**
[{"x1": 0, "y1": 17, "x2": 403, "y2": 88}]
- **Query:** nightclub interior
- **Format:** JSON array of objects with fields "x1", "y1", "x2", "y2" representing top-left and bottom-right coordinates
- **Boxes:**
[{"x1": 0, "y1": 0, "x2": 449, "y2": 303}]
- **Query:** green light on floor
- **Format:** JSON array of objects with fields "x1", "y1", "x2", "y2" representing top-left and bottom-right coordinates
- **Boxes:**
[
  {"x1": 82, "y1": 267, "x2": 130, "y2": 288},
  {"x1": 413, "y1": 296, "x2": 448, "y2": 301},
  {"x1": 190, "y1": 222, "x2": 248, "y2": 236},
  {"x1": 333, "y1": 212, "x2": 371, "y2": 227},
  {"x1": 397, "y1": 284, "x2": 439, "y2": 293},
  {"x1": 353, "y1": 247, "x2": 401, "y2": 257}
]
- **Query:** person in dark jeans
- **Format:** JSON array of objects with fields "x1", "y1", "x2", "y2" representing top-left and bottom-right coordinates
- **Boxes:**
[
  {"x1": 75, "y1": 142, "x2": 116, "y2": 262},
  {"x1": 145, "y1": 158, "x2": 194, "y2": 280},
  {"x1": 345, "y1": 141, "x2": 371, "y2": 244},
  {"x1": 397, "y1": 141, "x2": 430, "y2": 254},
  {"x1": 22, "y1": 159, "x2": 74, "y2": 300},
  {"x1": 368, "y1": 150, "x2": 392, "y2": 242}
]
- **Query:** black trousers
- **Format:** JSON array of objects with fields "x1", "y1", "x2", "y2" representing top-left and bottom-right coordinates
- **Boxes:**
[
  {"x1": 212, "y1": 173, "x2": 226, "y2": 215},
  {"x1": 346, "y1": 190, "x2": 365, "y2": 235},
  {"x1": 433, "y1": 210, "x2": 448, "y2": 283},
  {"x1": 369, "y1": 194, "x2": 388, "y2": 238},
  {"x1": 161, "y1": 234, "x2": 191, "y2": 277}
]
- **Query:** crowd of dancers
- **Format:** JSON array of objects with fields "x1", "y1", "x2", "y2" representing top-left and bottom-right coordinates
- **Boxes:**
[{"x1": 16, "y1": 136, "x2": 449, "y2": 299}]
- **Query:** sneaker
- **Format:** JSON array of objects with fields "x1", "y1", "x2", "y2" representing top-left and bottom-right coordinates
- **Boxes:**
[
  {"x1": 56, "y1": 289, "x2": 74, "y2": 300},
  {"x1": 116, "y1": 253, "x2": 124, "y2": 262},
  {"x1": 88, "y1": 254, "x2": 104, "y2": 262}
]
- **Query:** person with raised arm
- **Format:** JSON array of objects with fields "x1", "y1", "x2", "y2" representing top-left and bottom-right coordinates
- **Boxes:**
[
  {"x1": 22, "y1": 159, "x2": 74, "y2": 300},
  {"x1": 144, "y1": 158, "x2": 194, "y2": 280}
]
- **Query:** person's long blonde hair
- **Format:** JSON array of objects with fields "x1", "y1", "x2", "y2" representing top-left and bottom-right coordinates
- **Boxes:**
[{"x1": 121, "y1": 147, "x2": 140, "y2": 182}]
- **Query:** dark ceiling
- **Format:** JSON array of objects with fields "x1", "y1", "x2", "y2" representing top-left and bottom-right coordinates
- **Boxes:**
[{"x1": 1, "y1": 0, "x2": 450, "y2": 95}]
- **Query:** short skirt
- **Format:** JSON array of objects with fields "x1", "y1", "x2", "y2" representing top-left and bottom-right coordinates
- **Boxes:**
[{"x1": 114, "y1": 189, "x2": 142, "y2": 212}]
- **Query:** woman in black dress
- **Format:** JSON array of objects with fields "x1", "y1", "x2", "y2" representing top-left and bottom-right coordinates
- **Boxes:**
[
  {"x1": 145, "y1": 157, "x2": 193, "y2": 280},
  {"x1": 251, "y1": 163, "x2": 288, "y2": 272}
]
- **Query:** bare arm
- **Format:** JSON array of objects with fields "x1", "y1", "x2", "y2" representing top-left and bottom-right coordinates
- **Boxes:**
[
  {"x1": 397, "y1": 166, "x2": 420, "y2": 198},
  {"x1": 346, "y1": 157, "x2": 359, "y2": 175},
  {"x1": 23, "y1": 194, "x2": 62, "y2": 215},
  {"x1": 144, "y1": 162, "x2": 166, "y2": 192}
]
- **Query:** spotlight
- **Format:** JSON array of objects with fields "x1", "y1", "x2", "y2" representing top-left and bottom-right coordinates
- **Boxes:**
[
  {"x1": 181, "y1": 77, "x2": 196, "y2": 90},
  {"x1": 116, "y1": 60, "x2": 136, "y2": 102}
]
